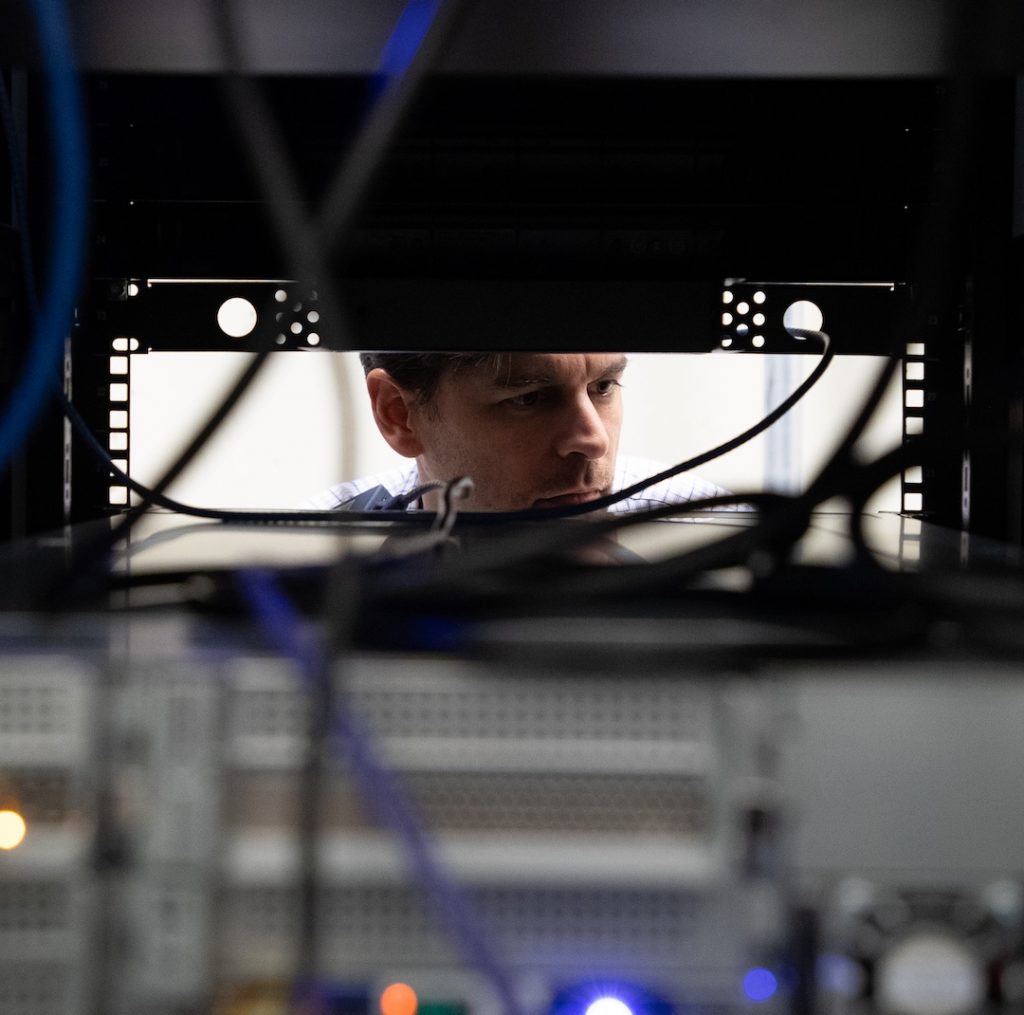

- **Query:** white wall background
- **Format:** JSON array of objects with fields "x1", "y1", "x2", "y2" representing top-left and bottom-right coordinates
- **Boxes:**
[{"x1": 128, "y1": 350, "x2": 902, "y2": 512}]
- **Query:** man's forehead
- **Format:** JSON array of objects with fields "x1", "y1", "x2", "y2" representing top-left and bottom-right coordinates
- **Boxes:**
[{"x1": 475, "y1": 353, "x2": 628, "y2": 388}]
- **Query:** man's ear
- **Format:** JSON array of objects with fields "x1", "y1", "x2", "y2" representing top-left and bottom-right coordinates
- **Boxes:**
[{"x1": 365, "y1": 368, "x2": 425, "y2": 458}]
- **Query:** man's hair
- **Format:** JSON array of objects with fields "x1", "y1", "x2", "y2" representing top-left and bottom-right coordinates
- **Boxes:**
[{"x1": 359, "y1": 352, "x2": 507, "y2": 403}]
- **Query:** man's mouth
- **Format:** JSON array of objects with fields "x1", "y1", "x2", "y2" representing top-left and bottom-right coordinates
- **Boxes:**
[{"x1": 532, "y1": 490, "x2": 603, "y2": 509}]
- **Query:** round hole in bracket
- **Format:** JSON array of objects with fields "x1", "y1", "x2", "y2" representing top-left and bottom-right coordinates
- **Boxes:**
[
  {"x1": 783, "y1": 300, "x2": 824, "y2": 337},
  {"x1": 721, "y1": 337, "x2": 733, "y2": 348},
  {"x1": 274, "y1": 289, "x2": 288, "y2": 303},
  {"x1": 752, "y1": 335, "x2": 766, "y2": 348},
  {"x1": 307, "y1": 310, "x2": 320, "y2": 324},
  {"x1": 275, "y1": 334, "x2": 287, "y2": 345},
  {"x1": 292, "y1": 302, "x2": 303, "y2": 313},
  {"x1": 127, "y1": 282, "x2": 140, "y2": 297},
  {"x1": 309, "y1": 290, "x2": 319, "y2": 302},
  {"x1": 737, "y1": 323, "x2": 749, "y2": 337},
  {"x1": 722, "y1": 290, "x2": 734, "y2": 305},
  {"x1": 129, "y1": 338, "x2": 139, "y2": 352},
  {"x1": 752, "y1": 312, "x2": 766, "y2": 327},
  {"x1": 216, "y1": 297, "x2": 258, "y2": 338},
  {"x1": 307, "y1": 333, "x2": 321, "y2": 346},
  {"x1": 736, "y1": 301, "x2": 750, "y2": 316},
  {"x1": 290, "y1": 321, "x2": 303, "y2": 335},
  {"x1": 753, "y1": 290, "x2": 767, "y2": 304},
  {"x1": 722, "y1": 313, "x2": 733, "y2": 326}
]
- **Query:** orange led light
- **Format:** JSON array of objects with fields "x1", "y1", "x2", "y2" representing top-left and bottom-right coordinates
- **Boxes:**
[
  {"x1": 0, "y1": 810, "x2": 27, "y2": 850},
  {"x1": 380, "y1": 982, "x2": 418, "y2": 1015}
]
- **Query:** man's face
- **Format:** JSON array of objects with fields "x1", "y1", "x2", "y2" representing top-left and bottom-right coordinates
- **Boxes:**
[{"x1": 408, "y1": 353, "x2": 626, "y2": 511}]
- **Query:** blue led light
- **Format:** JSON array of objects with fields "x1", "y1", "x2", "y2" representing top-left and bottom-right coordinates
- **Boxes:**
[
  {"x1": 743, "y1": 968, "x2": 778, "y2": 1003},
  {"x1": 549, "y1": 980, "x2": 672, "y2": 1015},
  {"x1": 817, "y1": 953, "x2": 863, "y2": 997},
  {"x1": 584, "y1": 999, "x2": 634, "y2": 1015}
]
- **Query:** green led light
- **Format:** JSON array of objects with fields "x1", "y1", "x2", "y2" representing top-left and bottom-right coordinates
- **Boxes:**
[{"x1": 418, "y1": 1002, "x2": 467, "y2": 1015}]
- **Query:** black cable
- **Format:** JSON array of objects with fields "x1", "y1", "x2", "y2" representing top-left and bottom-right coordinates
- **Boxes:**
[
  {"x1": 434, "y1": 475, "x2": 473, "y2": 532},
  {"x1": 384, "y1": 481, "x2": 445, "y2": 511},
  {"x1": 112, "y1": 349, "x2": 271, "y2": 527},
  {"x1": 210, "y1": 0, "x2": 347, "y2": 347},
  {"x1": 93, "y1": 324, "x2": 826, "y2": 526},
  {"x1": 683, "y1": 0, "x2": 1010, "y2": 609},
  {"x1": 50, "y1": 0, "x2": 466, "y2": 583},
  {"x1": 35, "y1": 1, "x2": 1004, "y2": 629},
  {"x1": 463, "y1": 446, "x2": 1019, "y2": 625},
  {"x1": 0, "y1": 7, "x2": 88, "y2": 477},
  {"x1": 547, "y1": 448, "x2": 927, "y2": 603},
  {"x1": 2, "y1": 73, "x2": 266, "y2": 524},
  {"x1": 5, "y1": 54, "x2": 826, "y2": 539},
  {"x1": 618, "y1": 0, "x2": 1010, "y2": 594},
  {"x1": 452, "y1": 328, "x2": 833, "y2": 524},
  {"x1": 585, "y1": 328, "x2": 832, "y2": 511},
  {"x1": 47, "y1": 0, "x2": 358, "y2": 558},
  {"x1": 363, "y1": 433, "x2": 948, "y2": 615},
  {"x1": 4, "y1": 62, "x2": 306, "y2": 572},
  {"x1": 367, "y1": 420, "x2": 1024, "y2": 617},
  {"x1": 0, "y1": 74, "x2": 37, "y2": 319},
  {"x1": 58, "y1": 313, "x2": 823, "y2": 526},
  {"x1": 103, "y1": 491, "x2": 770, "y2": 607},
  {"x1": 61, "y1": 387, "x2": 451, "y2": 525},
  {"x1": 543, "y1": 443, "x2": 931, "y2": 601},
  {"x1": 57, "y1": 390, "x2": 232, "y2": 518},
  {"x1": 47, "y1": 349, "x2": 279, "y2": 603},
  {"x1": 106, "y1": 434, "x2": 1024, "y2": 662},
  {"x1": 62, "y1": 0, "x2": 463, "y2": 536},
  {"x1": 62, "y1": 385, "x2": 443, "y2": 524},
  {"x1": 315, "y1": 0, "x2": 471, "y2": 253},
  {"x1": 206, "y1": 6, "x2": 482, "y2": 1008},
  {"x1": 805, "y1": 0, "x2": 999, "y2": 507},
  {"x1": 4, "y1": 76, "x2": 247, "y2": 525},
  {"x1": 367, "y1": 492, "x2": 781, "y2": 611},
  {"x1": 61, "y1": 386, "x2": 428, "y2": 524}
]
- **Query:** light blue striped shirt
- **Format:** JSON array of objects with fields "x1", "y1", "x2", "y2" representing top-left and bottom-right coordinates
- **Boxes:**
[{"x1": 309, "y1": 455, "x2": 733, "y2": 513}]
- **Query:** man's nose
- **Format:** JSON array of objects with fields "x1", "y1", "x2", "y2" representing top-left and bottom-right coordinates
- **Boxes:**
[{"x1": 554, "y1": 394, "x2": 610, "y2": 460}]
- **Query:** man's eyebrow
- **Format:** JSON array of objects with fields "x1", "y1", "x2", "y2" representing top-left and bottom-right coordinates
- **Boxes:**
[
  {"x1": 487, "y1": 356, "x2": 628, "y2": 390},
  {"x1": 487, "y1": 371, "x2": 555, "y2": 389}
]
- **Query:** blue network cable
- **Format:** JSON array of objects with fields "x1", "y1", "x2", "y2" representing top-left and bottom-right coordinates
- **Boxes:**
[
  {"x1": 237, "y1": 568, "x2": 524, "y2": 1015},
  {"x1": 0, "y1": 77, "x2": 38, "y2": 320},
  {"x1": 0, "y1": 0, "x2": 88, "y2": 474},
  {"x1": 374, "y1": 0, "x2": 446, "y2": 97}
]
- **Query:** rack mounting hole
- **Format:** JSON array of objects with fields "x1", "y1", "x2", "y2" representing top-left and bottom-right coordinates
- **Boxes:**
[
  {"x1": 783, "y1": 300, "x2": 823, "y2": 337},
  {"x1": 217, "y1": 297, "x2": 258, "y2": 338}
]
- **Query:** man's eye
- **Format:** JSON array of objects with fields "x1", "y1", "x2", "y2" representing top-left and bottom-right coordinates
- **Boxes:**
[
  {"x1": 592, "y1": 379, "x2": 621, "y2": 397},
  {"x1": 504, "y1": 391, "x2": 541, "y2": 408}
]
